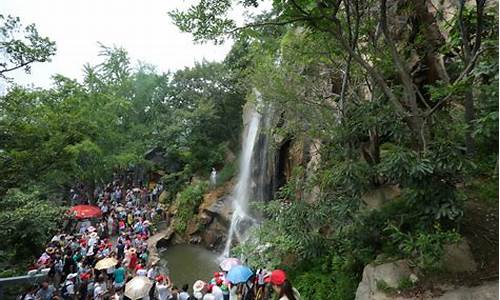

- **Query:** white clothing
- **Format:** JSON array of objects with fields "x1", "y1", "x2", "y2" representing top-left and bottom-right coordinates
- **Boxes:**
[
  {"x1": 94, "y1": 284, "x2": 105, "y2": 300},
  {"x1": 203, "y1": 293, "x2": 216, "y2": 300},
  {"x1": 64, "y1": 281, "x2": 75, "y2": 296},
  {"x1": 107, "y1": 265, "x2": 115, "y2": 275},
  {"x1": 211, "y1": 285, "x2": 224, "y2": 300},
  {"x1": 179, "y1": 291, "x2": 190, "y2": 300},
  {"x1": 147, "y1": 267, "x2": 156, "y2": 279},
  {"x1": 137, "y1": 269, "x2": 147, "y2": 277},
  {"x1": 156, "y1": 283, "x2": 171, "y2": 300}
]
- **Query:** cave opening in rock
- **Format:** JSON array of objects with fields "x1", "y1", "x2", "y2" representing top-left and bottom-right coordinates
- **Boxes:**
[{"x1": 275, "y1": 139, "x2": 292, "y2": 195}]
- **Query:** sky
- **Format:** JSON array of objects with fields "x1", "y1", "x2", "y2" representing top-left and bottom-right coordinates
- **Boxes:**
[{"x1": 0, "y1": 0, "x2": 241, "y2": 90}]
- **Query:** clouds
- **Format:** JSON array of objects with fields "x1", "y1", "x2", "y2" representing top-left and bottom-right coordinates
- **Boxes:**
[{"x1": 1, "y1": 0, "x2": 233, "y2": 88}]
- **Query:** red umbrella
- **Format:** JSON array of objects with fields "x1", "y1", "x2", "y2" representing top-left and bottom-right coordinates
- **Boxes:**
[{"x1": 68, "y1": 205, "x2": 102, "y2": 219}]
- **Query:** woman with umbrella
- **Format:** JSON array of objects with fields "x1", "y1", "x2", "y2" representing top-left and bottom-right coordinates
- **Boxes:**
[{"x1": 226, "y1": 265, "x2": 255, "y2": 300}]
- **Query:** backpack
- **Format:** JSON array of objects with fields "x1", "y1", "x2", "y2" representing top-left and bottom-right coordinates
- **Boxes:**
[{"x1": 61, "y1": 281, "x2": 72, "y2": 296}]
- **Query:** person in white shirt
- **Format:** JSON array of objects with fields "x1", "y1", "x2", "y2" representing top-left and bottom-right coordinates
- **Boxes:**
[
  {"x1": 147, "y1": 263, "x2": 158, "y2": 280},
  {"x1": 178, "y1": 284, "x2": 190, "y2": 300},
  {"x1": 62, "y1": 273, "x2": 77, "y2": 299},
  {"x1": 94, "y1": 275, "x2": 107, "y2": 300},
  {"x1": 211, "y1": 284, "x2": 224, "y2": 300},
  {"x1": 155, "y1": 275, "x2": 171, "y2": 300}
]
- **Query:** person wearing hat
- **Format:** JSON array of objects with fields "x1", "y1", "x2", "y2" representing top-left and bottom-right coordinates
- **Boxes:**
[
  {"x1": 61, "y1": 273, "x2": 77, "y2": 300},
  {"x1": 265, "y1": 270, "x2": 300, "y2": 300},
  {"x1": 154, "y1": 275, "x2": 171, "y2": 300}
]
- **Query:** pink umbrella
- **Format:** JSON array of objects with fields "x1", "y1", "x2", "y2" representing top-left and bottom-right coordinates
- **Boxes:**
[{"x1": 219, "y1": 258, "x2": 241, "y2": 272}]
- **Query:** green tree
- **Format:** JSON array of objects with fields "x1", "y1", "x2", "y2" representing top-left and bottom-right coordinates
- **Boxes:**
[{"x1": 0, "y1": 15, "x2": 56, "y2": 78}]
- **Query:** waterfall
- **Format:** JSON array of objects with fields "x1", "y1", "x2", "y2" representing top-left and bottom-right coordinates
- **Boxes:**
[{"x1": 222, "y1": 89, "x2": 269, "y2": 258}]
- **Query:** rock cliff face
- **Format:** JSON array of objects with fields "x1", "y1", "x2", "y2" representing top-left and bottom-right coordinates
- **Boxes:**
[{"x1": 179, "y1": 98, "x2": 324, "y2": 250}]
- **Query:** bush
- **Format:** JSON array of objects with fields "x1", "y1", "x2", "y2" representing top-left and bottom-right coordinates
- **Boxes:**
[
  {"x1": 287, "y1": 256, "x2": 360, "y2": 300},
  {"x1": 465, "y1": 176, "x2": 498, "y2": 205},
  {"x1": 215, "y1": 161, "x2": 237, "y2": 187},
  {"x1": 385, "y1": 224, "x2": 461, "y2": 271},
  {"x1": 0, "y1": 188, "x2": 65, "y2": 275},
  {"x1": 173, "y1": 182, "x2": 207, "y2": 233}
]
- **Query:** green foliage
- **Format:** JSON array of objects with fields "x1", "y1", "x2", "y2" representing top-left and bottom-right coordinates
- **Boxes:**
[
  {"x1": 465, "y1": 177, "x2": 499, "y2": 205},
  {"x1": 291, "y1": 270, "x2": 333, "y2": 300},
  {"x1": 385, "y1": 224, "x2": 461, "y2": 271},
  {"x1": 215, "y1": 160, "x2": 237, "y2": 187},
  {"x1": 0, "y1": 188, "x2": 65, "y2": 275},
  {"x1": 173, "y1": 182, "x2": 207, "y2": 234},
  {"x1": 0, "y1": 14, "x2": 56, "y2": 78}
]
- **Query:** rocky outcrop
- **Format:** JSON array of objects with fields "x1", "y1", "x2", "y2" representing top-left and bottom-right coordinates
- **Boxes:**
[
  {"x1": 437, "y1": 281, "x2": 498, "y2": 300},
  {"x1": 147, "y1": 226, "x2": 175, "y2": 265},
  {"x1": 355, "y1": 258, "x2": 497, "y2": 300},
  {"x1": 361, "y1": 185, "x2": 401, "y2": 212},
  {"x1": 355, "y1": 239, "x2": 488, "y2": 300},
  {"x1": 442, "y1": 240, "x2": 478, "y2": 273},
  {"x1": 182, "y1": 182, "x2": 235, "y2": 250},
  {"x1": 355, "y1": 260, "x2": 416, "y2": 300}
]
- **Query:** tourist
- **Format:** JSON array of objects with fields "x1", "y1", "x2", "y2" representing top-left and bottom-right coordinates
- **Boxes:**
[
  {"x1": 179, "y1": 284, "x2": 190, "y2": 300},
  {"x1": 171, "y1": 285, "x2": 180, "y2": 300},
  {"x1": 20, "y1": 286, "x2": 37, "y2": 300},
  {"x1": 113, "y1": 261, "x2": 126, "y2": 291},
  {"x1": 265, "y1": 270, "x2": 300, "y2": 300},
  {"x1": 210, "y1": 168, "x2": 217, "y2": 187},
  {"x1": 61, "y1": 273, "x2": 77, "y2": 300},
  {"x1": 210, "y1": 283, "x2": 224, "y2": 300},
  {"x1": 93, "y1": 275, "x2": 107, "y2": 300},
  {"x1": 136, "y1": 264, "x2": 148, "y2": 276},
  {"x1": 155, "y1": 275, "x2": 171, "y2": 300},
  {"x1": 147, "y1": 262, "x2": 159, "y2": 280},
  {"x1": 35, "y1": 281, "x2": 55, "y2": 300},
  {"x1": 203, "y1": 293, "x2": 216, "y2": 300}
]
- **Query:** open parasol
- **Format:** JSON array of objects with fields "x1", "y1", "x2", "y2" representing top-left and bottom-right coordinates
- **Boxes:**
[
  {"x1": 68, "y1": 205, "x2": 102, "y2": 219},
  {"x1": 95, "y1": 257, "x2": 118, "y2": 270},
  {"x1": 219, "y1": 257, "x2": 241, "y2": 272},
  {"x1": 125, "y1": 276, "x2": 153, "y2": 300}
]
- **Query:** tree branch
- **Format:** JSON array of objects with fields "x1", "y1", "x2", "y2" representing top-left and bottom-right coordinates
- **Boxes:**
[
  {"x1": 379, "y1": 0, "x2": 416, "y2": 110},
  {"x1": 426, "y1": 48, "x2": 485, "y2": 116},
  {"x1": 227, "y1": 17, "x2": 313, "y2": 34},
  {"x1": 0, "y1": 59, "x2": 36, "y2": 77}
]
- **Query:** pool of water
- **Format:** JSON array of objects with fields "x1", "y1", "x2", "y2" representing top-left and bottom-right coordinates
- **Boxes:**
[{"x1": 159, "y1": 244, "x2": 220, "y2": 291}]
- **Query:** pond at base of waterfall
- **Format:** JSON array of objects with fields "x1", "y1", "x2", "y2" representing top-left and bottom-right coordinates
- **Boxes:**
[{"x1": 159, "y1": 244, "x2": 219, "y2": 292}]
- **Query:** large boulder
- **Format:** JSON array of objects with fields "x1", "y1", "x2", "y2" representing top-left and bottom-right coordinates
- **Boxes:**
[
  {"x1": 361, "y1": 185, "x2": 401, "y2": 212},
  {"x1": 437, "y1": 281, "x2": 498, "y2": 300},
  {"x1": 355, "y1": 260, "x2": 415, "y2": 300},
  {"x1": 442, "y1": 239, "x2": 478, "y2": 273},
  {"x1": 204, "y1": 195, "x2": 233, "y2": 226}
]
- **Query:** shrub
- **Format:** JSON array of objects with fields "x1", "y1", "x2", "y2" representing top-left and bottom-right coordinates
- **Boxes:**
[
  {"x1": 385, "y1": 224, "x2": 461, "y2": 271},
  {"x1": 173, "y1": 182, "x2": 207, "y2": 233},
  {"x1": 215, "y1": 161, "x2": 237, "y2": 187}
]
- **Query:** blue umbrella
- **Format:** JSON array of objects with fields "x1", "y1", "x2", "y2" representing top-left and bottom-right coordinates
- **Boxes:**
[{"x1": 226, "y1": 265, "x2": 254, "y2": 284}]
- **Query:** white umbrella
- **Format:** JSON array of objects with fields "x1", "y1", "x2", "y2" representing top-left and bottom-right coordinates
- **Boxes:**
[
  {"x1": 219, "y1": 258, "x2": 241, "y2": 272},
  {"x1": 95, "y1": 257, "x2": 118, "y2": 270},
  {"x1": 125, "y1": 276, "x2": 153, "y2": 300}
]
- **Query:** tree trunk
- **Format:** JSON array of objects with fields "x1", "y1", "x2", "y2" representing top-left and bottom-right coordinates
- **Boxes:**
[{"x1": 464, "y1": 88, "x2": 476, "y2": 156}]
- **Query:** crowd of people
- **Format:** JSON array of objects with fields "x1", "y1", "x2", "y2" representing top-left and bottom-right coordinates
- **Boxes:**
[{"x1": 17, "y1": 179, "x2": 300, "y2": 300}]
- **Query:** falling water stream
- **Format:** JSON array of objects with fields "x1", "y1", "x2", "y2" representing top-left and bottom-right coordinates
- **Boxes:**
[{"x1": 222, "y1": 90, "x2": 268, "y2": 258}]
